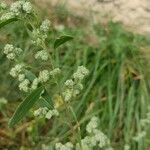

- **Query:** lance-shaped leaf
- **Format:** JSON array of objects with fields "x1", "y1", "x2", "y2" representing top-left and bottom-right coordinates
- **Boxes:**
[
  {"x1": 0, "y1": 18, "x2": 18, "y2": 29},
  {"x1": 8, "y1": 86, "x2": 44, "y2": 127},
  {"x1": 41, "y1": 89, "x2": 54, "y2": 109},
  {"x1": 54, "y1": 35, "x2": 73, "y2": 49}
]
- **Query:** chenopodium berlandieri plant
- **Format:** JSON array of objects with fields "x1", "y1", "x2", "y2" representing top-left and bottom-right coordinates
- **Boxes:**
[
  {"x1": 1, "y1": 1, "x2": 113, "y2": 149},
  {"x1": 1, "y1": 1, "x2": 89, "y2": 117}
]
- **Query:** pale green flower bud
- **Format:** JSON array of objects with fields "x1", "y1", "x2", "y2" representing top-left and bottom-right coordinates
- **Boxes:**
[
  {"x1": 4, "y1": 44, "x2": 14, "y2": 54},
  {"x1": 18, "y1": 74, "x2": 25, "y2": 81},
  {"x1": 35, "y1": 50, "x2": 49, "y2": 61},
  {"x1": 38, "y1": 70, "x2": 49, "y2": 83},
  {"x1": 124, "y1": 144, "x2": 130, "y2": 150},
  {"x1": 65, "y1": 79, "x2": 74, "y2": 88},
  {"x1": 50, "y1": 68, "x2": 61, "y2": 76},
  {"x1": 22, "y1": 2, "x2": 32, "y2": 14},
  {"x1": 6, "y1": 53, "x2": 16, "y2": 60},
  {"x1": 0, "y1": 12, "x2": 14, "y2": 20},
  {"x1": 31, "y1": 78, "x2": 39, "y2": 90},
  {"x1": 40, "y1": 19, "x2": 51, "y2": 32},
  {"x1": 19, "y1": 79, "x2": 30, "y2": 92}
]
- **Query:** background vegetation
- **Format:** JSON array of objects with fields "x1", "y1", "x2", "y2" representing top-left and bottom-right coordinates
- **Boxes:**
[{"x1": 0, "y1": 2, "x2": 150, "y2": 150}]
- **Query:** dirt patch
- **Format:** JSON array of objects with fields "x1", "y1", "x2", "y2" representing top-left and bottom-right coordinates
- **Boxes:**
[{"x1": 35, "y1": 0, "x2": 150, "y2": 34}]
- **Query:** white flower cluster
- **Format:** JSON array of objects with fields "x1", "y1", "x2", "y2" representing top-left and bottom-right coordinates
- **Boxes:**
[
  {"x1": 86, "y1": 116, "x2": 99, "y2": 133},
  {"x1": 41, "y1": 144, "x2": 49, "y2": 150},
  {"x1": 4, "y1": 44, "x2": 22, "y2": 60},
  {"x1": 133, "y1": 131, "x2": 146, "y2": 142},
  {"x1": 35, "y1": 50, "x2": 49, "y2": 61},
  {"x1": 50, "y1": 68, "x2": 61, "y2": 76},
  {"x1": 42, "y1": 116, "x2": 112, "y2": 150},
  {"x1": 9, "y1": 64, "x2": 24, "y2": 78},
  {"x1": 73, "y1": 66, "x2": 89, "y2": 81},
  {"x1": 32, "y1": 19, "x2": 50, "y2": 45},
  {"x1": 1, "y1": 1, "x2": 32, "y2": 20},
  {"x1": 0, "y1": 12, "x2": 14, "y2": 20},
  {"x1": 124, "y1": 144, "x2": 130, "y2": 150},
  {"x1": 45, "y1": 109, "x2": 59, "y2": 119},
  {"x1": 132, "y1": 107, "x2": 150, "y2": 142},
  {"x1": 34, "y1": 107, "x2": 48, "y2": 117},
  {"x1": 9, "y1": 64, "x2": 31, "y2": 92},
  {"x1": 76, "y1": 116, "x2": 112, "y2": 150},
  {"x1": 62, "y1": 66, "x2": 89, "y2": 102},
  {"x1": 55, "y1": 142, "x2": 73, "y2": 150},
  {"x1": 32, "y1": 29, "x2": 47, "y2": 45},
  {"x1": 0, "y1": 97, "x2": 7, "y2": 105},
  {"x1": 9, "y1": 67, "x2": 61, "y2": 92},
  {"x1": 34, "y1": 107, "x2": 59, "y2": 119},
  {"x1": 38, "y1": 70, "x2": 50, "y2": 83},
  {"x1": 40, "y1": 19, "x2": 51, "y2": 32},
  {"x1": 31, "y1": 78, "x2": 39, "y2": 90},
  {"x1": 19, "y1": 79, "x2": 30, "y2": 92}
]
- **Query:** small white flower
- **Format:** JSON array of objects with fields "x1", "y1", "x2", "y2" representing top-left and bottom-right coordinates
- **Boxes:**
[
  {"x1": 35, "y1": 50, "x2": 49, "y2": 61},
  {"x1": 65, "y1": 79, "x2": 74, "y2": 88},
  {"x1": 63, "y1": 89, "x2": 72, "y2": 102},
  {"x1": 0, "y1": 97, "x2": 8, "y2": 105},
  {"x1": 6, "y1": 53, "x2": 16, "y2": 60},
  {"x1": 55, "y1": 142, "x2": 73, "y2": 150},
  {"x1": 19, "y1": 79, "x2": 30, "y2": 92},
  {"x1": 40, "y1": 19, "x2": 51, "y2": 32},
  {"x1": 55, "y1": 24, "x2": 65, "y2": 32},
  {"x1": 41, "y1": 144, "x2": 49, "y2": 150},
  {"x1": 32, "y1": 29, "x2": 47, "y2": 45},
  {"x1": 22, "y1": 2, "x2": 32, "y2": 14},
  {"x1": 55, "y1": 143, "x2": 62, "y2": 149},
  {"x1": 4, "y1": 44, "x2": 22, "y2": 59},
  {"x1": 31, "y1": 78, "x2": 39, "y2": 90},
  {"x1": 86, "y1": 116, "x2": 99, "y2": 133},
  {"x1": 50, "y1": 68, "x2": 61, "y2": 76},
  {"x1": 18, "y1": 74, "x2": 25, "y2": 81},
  {"x1": 10, "y1": 64, "x2": 24, "y2": 78},
  {"x1": 73, "y1": 66, "x2": 89, "y2": 81},
  {"x1": 45, "y1": 110, "x2": 53, "y2": 119},
  {"x1": 73, "y1": 72, "x2": 84, "y2": 81},
  {"x1": 94, "y1": 130, "x2": 110, "y2": 148},
  {"x1": 34, "y1": 108, "x2": 42, "y2": 117},
  {"x1": 0, "y1": 12, "x2": 14, "y2": 20},
  {"x1": 14, "y1": 47, "x2": 22, "y2": 54},
  {"x1": 45, "y1": 109, "x2": 59, "y2": 119},
  {"x1": 124, "y1": 144, "x2": 130, "y2": 150},
  {"x1": 34, "y1": 107, "x2": 48, "y2": 117},
  {"x1": 133, "y1": 131, "x2": 146, "y2": 142},
  {"x1": 38, "y1": 70, "x2": 49, "y2": 83},
  {"x1": 52, "y1": 109, "x2": 59, "y2": 116},
  {"x1": 106, "y1": 147, "x2": 114, "y2": 150},
  {"x1": 4, "y1": 44, "x2": 14, "y2": 54},
  {"x1": 10, "y1": 1, "x2": 22, "y2": 16}
]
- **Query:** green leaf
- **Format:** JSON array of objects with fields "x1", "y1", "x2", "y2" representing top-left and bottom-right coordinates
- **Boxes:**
[
  {"x1": 41, "y1": 89, "x2": 54, "y2": 109},
  {"x1": 54, "y1": 35, "x2": 73, "y2": 49},
  {"x1": 25, "y1": 70, "x2": 36, "y2": 82},
  {"x1": 8, "y1": 86, "x2": 44, "y2": 127},
  {"x1": 0, "y1": 18, "x2": 18, "y2": 29}
]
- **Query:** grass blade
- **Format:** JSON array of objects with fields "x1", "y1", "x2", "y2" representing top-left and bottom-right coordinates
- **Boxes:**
[{"x1": 54, "y1": 35, "x2": 73, "y2": 49}]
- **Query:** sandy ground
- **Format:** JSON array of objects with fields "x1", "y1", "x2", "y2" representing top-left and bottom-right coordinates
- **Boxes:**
[
  {"x1": 5, "y1": 0, "x2": 150, "y2": 33},
  {"x1": 35, "y1": 0, "x2": 150, "y2": 34}
]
